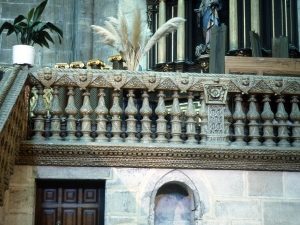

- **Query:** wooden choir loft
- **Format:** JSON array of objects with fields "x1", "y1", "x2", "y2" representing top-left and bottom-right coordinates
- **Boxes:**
[{"x1": 146, "y1": 0, "x2": 299, "y2": 73}]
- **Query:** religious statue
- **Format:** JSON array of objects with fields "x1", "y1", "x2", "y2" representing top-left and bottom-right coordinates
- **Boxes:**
[{"x1": 194, "y1": 0, "x2": 222, "y2": 58}]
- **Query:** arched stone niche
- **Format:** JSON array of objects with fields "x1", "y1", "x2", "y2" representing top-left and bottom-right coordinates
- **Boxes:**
[{"x1": 148, "y1": 170, "x2": 201, "y2": 225}]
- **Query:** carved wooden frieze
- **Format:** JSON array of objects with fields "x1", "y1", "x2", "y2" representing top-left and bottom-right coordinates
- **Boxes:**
[
  {"x1": 18, "y1": 142, "x2": 300, "y2": 171},
  {"x1": 28, "y1": 69, "x2": 300, "y2": 95}
]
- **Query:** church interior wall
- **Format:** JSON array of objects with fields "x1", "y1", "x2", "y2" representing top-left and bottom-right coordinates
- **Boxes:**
[{"x1": 1, "y1": 166, "x2": 300, "y2": 225}]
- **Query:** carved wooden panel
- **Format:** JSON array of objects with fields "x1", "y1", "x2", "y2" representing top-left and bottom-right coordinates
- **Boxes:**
[{"x1": 35, "y1": 180, "x2": 105, "y2": 225}]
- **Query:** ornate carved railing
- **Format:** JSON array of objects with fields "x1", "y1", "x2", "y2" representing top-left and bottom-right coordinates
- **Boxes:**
[{"x1": 19, "y1": 68, "x2": 300, "y2": 171}]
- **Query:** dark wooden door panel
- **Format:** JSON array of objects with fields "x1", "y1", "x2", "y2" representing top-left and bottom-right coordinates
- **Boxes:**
[
  {"x1": 42, "y1": 209, "x2": 57, "y2": 225},
  {"x1": 35, "y1": 180, "x2": 105, "y2": 225},
  {"x1": 82, "y1": 209, "x2": 97, "y2": 225},
  {"x1": 62, "y1": 209, "x2": 77, "y2": 225}
]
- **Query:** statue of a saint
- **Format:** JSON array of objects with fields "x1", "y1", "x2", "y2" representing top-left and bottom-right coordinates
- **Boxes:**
[{"x1": 194, "y1": 0, "x2": 222, "y2": 58}]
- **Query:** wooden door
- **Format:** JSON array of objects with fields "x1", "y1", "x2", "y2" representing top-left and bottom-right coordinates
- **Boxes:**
[{"x1": 35, "y1": 179, "x2": 105, "y2": 225}]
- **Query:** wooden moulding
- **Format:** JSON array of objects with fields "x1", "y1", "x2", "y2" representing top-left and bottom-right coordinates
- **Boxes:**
[{"x1": 225, "y1": 56, "x2": 300, "y2": 75}]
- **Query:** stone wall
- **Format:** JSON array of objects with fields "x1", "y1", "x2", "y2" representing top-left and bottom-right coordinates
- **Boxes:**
[
  {"x1": 0, "y1": 0, "x2": 119, "y2": 68},
  {"x1": 2, "y1": 165, "x2": 300, "y2": 225}
]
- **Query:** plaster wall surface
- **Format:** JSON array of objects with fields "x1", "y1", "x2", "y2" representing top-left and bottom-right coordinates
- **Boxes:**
[{"x1": 2, "y1": 166, "x2": 300, "y2": 225}]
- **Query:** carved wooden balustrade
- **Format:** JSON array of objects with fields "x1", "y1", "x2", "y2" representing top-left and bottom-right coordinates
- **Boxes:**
[{"x1": 19, "y1": 68, "x2": 300, "y2": 171}]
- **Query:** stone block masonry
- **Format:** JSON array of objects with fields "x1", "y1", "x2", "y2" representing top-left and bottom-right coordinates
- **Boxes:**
[{"x1": 1, "y1": 166, "x2": 300, "y2": 225}]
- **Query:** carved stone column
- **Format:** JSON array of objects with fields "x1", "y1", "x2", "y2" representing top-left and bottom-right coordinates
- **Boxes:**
[
  {"x1": 251, "y1": 0, "x2": 260, "y2": 35},
  {"x1": 185, "y1": 92, "x2": 197, "y2": 144},
  {"x1": 170, "y1": 91, "x2": 183, "y2": 144},
  {"x1": 140, "y1": 91, "x2": 153, "y2": 143},
  {"x1": 224, "y1": 97, "x2": 232, "y2": 144},
  {"x1": 125, "y1": 90, "x2": 138, "y2": 143},
  {"x1": 177, "y1": 0, "x2": 185, "y2": 62},
  {"x1": 261, "y1": 95, "x2": 276, "y2": 147},
  {"x1": 65, "y1": 87, "x2": 78, "y2": 141},
  {"x1": 232, "y1": 94, "x2": 246, "y2": 146},
  {"x1": 155, "y1": 91, "x2": 168, "y2": 143},
  {"x1": 290, "y1": 96, "x2": 300, "y2": 147},
  {"x1": 198, "y1": 92, "x2": 208, "y2": 145},
  {"x1": 95, "y1": 89, "x2": 108, "y2": 142},
  {"x1": 276, "y1": 95, "x2": 290, "y2": 147},
  {"x1": 80, "y1": 90, "x2": 93, "y2": 142},
  {"x1": 229, "y1": 0, "x2": 238, "y2": 50},
  {"x1": 110, "y1": 91, "x2": 123, "y2": 142},
  {"x1": 32, "y1": 84, "x2": 47, "y2": 140},
  {"x1": 158, "y1": 0, "x2": 166, "y2": 64},
  {"x1": 247, "y1": 95, "x2": 261, "y2": 146},
  {"x1": 49, "y1": 86, "x2": 62, "y2": 141}
]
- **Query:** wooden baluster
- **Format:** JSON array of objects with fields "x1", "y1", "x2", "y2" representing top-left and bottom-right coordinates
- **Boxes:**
[
  {"x1": 110, "y1": 91, "x2": 123, "y2": 142},
  {"x1": 290, "y1": 96, "x2": 300, "y2": 147},
  {"x1": 125, "y1": 90, "x2": 138, "y2": 143},
  {"x1": 276, "y1": 95, "x2": 290, "y2": 147},
  {"x1": 232, "y1": 94, "x2": 246, "y2": 146},
  {"x1": 199, "y1": 92, "x2": 208, "y2": 145},
  {"x1": 32, "y1": 84, "x2": 47, "y2": 140},
  {"x1": 261, "y1": 95, "x2": 276, "y2": 147},
  {"x1": 95, "y1": 89, "x2": 108, "y2": 142},
  {"x1": 224, "y1": 96, "x2": 232, "y2": 145},
  {"x1": 247, "y1": 95, "x2": 261, "y2": 146},
  {"x1": 49, "y1": 86, "x2": 62, "y2": 141},
  {"x1": 80, "y1": 89, "x2": 93, "y2": 142},
  {"x1": 170, "y1": 91, "x2": 183, "y2": 144},
  {"x1": 185, "y1": 92, "x2": 197, "y2": 144},
  {"x1": 65, "y1": 87, "x2": 78, "y2": 141},
  {"x1": 140, "y1": 90, "x2": 153, "y2": 143},
  {"x1": 155, "y1": 91, "x2": 168, "y2": 143}
]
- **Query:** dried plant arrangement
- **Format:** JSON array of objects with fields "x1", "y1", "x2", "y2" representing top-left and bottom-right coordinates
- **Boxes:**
[{"x1": 91, "y1": 7, "x2": 185, "y2": 70}]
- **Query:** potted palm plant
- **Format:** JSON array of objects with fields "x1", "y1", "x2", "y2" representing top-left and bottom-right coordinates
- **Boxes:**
[{"x1": 0, "y1": 0, "x2": 63, "y2": 66}]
